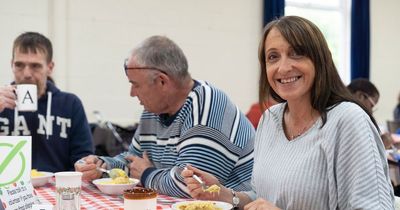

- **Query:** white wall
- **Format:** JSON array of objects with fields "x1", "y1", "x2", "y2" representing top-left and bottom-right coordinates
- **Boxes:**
[
  {"x1": 1, "y1": 0, "x2": 398, "y2": 126},
  {"x1": 370, "y1": 0, "x2": 400, "y2": 125},
  {"x1": 0, "y1": 0, "x2": 262, "y2": 125}
]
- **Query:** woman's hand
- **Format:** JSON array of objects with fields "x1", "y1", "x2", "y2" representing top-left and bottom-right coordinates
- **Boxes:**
[
  {"x1": 181, "y1": 165, "x2": 224, "y2": 200},
  {"x1": 244, "y1": 198, "x2": 281, "y2": 210}
]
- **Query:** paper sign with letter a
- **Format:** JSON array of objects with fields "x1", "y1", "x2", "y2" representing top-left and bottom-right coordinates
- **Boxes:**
[{"x1": 0, "y1": 136, "x2": 36, "y2": 210}]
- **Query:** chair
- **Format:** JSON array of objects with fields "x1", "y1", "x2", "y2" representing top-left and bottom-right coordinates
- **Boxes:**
[{"x1": 387, "y1": 120, "x2": 400, "y2": 134}]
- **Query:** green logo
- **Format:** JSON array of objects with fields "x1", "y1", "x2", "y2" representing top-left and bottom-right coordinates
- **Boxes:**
[{"x1": 0, "y1": 141, "x2": 27, "y2": 187}]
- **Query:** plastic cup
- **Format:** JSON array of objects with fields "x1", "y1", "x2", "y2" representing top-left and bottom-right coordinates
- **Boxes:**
[{"x1": 55, "y1": 172, "x2": 82, "y2": 210}]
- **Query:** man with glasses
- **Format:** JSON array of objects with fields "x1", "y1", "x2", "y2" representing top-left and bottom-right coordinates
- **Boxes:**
[
  {"x1": 0, "y1": 32, "x2": 94, "y2": 172},
  {"x1": 347, "y1": 78, "x2": 379, "y2": 114},
  {"x1": 75, "y1": 35, "x2": 255, "y2": 198}
]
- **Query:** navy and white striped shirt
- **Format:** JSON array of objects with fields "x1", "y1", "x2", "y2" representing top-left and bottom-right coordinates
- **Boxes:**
[{"x1": 101, "y1": 80, "x2": 255, "y2": 197}]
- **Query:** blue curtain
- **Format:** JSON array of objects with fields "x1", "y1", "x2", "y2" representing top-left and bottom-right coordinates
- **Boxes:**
[
  {"x1": 263, "y1": 0, "x2": 285, "y2": 26},
  {"x1": 351, "y1": 0, "x2": 370, "y2": 79}
]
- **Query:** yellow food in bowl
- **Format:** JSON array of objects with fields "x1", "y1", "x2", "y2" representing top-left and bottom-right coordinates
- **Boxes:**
[
  {"x1": 31, "y1": 169, "x2": 44, "y2": 177},
  {"x1": 178, "y1": 201, "x2": 222, "y2": 210},
  {"x1": 204, "y1": 184, "x2": 220, "y2": 193},
  {"x1": 113, "y1": 176, "x2": 130, "y2": 184},
  {"x1": 99, "y1": 169, "x2": 131, "y2": 184},
  {"x1": 110, "y1": 168, "x2": 126, "y2": 178}
]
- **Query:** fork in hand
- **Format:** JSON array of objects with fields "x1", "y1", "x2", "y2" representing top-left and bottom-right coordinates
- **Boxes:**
[
  {"x1": 191, "y1": 173, "x2": 209, "y2": 191},
  {"x1": 176, "y1": 165, "x2": 209, "y2": 190}
]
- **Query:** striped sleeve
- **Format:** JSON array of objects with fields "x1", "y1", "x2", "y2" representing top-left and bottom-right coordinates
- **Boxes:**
[
  {"x1": 141, "y1": 125, "x2": 252, "y2": 197},
  {"x1": 99, "y1": 124, "x2": 143, "y2": 171}
]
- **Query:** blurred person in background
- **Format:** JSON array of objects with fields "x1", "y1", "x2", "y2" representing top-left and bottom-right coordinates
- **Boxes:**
[
  {"x1": 394, "y1": 92, "x2": 400, "y2": 122},
  {"x1": 347, "y1": 78, "x2": 379, "y2": 115},
  {"x1": 75, "y1": 35, "x2": 255, "y2": 198},
  {"x1": 347, "y1": 78, "x2": 395, "y2": 148},
  {"x1": 246, "y1": 96, "x2": 276, "y2": 129},
  {"x1": 0, "y1": 32, "x2": 93, "y2": 172},
  {"x1": 182, "y1": 16, "x2": 394, "y2": 209}
]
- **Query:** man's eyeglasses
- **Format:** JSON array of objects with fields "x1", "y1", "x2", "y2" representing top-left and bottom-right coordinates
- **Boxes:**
[{"x1": 124, "y1": 59, "x2": 167, "y2": 76}]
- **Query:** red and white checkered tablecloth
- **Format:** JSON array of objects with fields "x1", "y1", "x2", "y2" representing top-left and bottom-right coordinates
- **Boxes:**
[{"x1": 34, "y1": 181, "x2": 191, "y2": 210}]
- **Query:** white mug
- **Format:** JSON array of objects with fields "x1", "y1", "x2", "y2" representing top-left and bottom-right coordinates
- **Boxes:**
[{"x1": 16, "y1": 84, "x2": 37, "y2": 112}]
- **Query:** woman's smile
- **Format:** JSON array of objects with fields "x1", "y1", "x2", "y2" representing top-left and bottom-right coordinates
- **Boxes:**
[{"x1": 278, "y1": 76, "x2": 302, "y2": 84}]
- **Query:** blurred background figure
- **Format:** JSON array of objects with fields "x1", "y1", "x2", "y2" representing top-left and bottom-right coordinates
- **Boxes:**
[
  {"x1": 394, "y1": 92, "x2": 400, "y2": 122},
  {"x1": 346, "y1": 78, "x2": 393, "y2": 143},
  {"x1": 245, "y1": 96, "x2": 276, "y2": 129},
  {"x1": 346, "y1": 78, "x2": 394, "y2": 148},
  {"x1": 347, "y1": 78, "x2": 379, "y2": 115}
]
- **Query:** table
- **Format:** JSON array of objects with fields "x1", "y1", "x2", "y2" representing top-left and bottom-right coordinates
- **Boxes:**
[{"x1": 35, "y1": 181, "x2": 191, "y2": 210}]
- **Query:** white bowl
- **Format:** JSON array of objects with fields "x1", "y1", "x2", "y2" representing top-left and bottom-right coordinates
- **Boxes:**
[
  {"x1": 31, "y1": 171, "x2": 54, "y2": 187},
  {"x1": 93, "y1": 178, "x2": 139, "y2": 195},
  {"x1": 171, "y1": 201, "x2": 233, "y2": 210}
]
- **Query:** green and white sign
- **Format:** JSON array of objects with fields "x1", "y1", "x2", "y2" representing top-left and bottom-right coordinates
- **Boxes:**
[{"x1": 0, "y1": 136, "x2": 36, "y2": 210}]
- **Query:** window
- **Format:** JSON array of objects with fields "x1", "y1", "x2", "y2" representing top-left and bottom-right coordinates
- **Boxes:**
[{"x1": 285, "y1": 0, "x2": 351, "y2": 83}]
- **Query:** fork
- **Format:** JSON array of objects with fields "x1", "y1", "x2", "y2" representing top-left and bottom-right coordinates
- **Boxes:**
[
  {"x1": 177, "y1": 166, "x2": 209, "y2": 190},
  {"x1": 192, "y1": 174, "x2": 209, "y2": 191},
  {"x1": 77, "y1": 159, "x2": 125, "y2": 179},
  {"x1": 96, "y1": 167, "x2": 127, "y2": 179},
  {"x1": 96, "y1": 167, "x2": 116, "y2": 178}
]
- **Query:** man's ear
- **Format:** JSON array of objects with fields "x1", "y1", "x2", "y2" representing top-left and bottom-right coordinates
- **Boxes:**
[
  {"x1": 158, "y1": 73, "x2": 169, "y2": 87},
  {"x1": 47, "y1": 61, "x2": 55, "y2": 75}
]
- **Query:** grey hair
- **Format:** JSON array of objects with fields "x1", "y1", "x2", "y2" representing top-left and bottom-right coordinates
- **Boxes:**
[{"x1": 132, "y1": 35, "x2": 190, "y2": 83}]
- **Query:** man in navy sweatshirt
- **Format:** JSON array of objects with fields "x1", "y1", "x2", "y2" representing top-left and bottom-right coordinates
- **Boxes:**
[{"x1": 0, "y1": 32, "x2": 94, "y2": 172}]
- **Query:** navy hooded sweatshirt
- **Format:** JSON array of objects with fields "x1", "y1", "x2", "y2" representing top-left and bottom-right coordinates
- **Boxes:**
[{"x1": 0, "y1": 81, "x2": 94, "y2": 172}]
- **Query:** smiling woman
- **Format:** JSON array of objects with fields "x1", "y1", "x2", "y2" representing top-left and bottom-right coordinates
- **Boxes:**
[
  {"x1": 182, "y1": 16, "x2": 395, "y2": 210},
  {"x1": 263, "y1": 26, "x2": 318, "y2": 140},
  {"x1": 264, "y1": 27, "x2": 316, "y2": 106}
]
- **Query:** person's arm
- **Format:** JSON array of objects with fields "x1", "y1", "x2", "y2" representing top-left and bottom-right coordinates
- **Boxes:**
[
  {"x1": 182, "y1": 165, "x2": 267, "y2": 210},
  {"x1": 139, "y1": 126, "x2": 252, "y2": 198},
  {"x1": 69, "y1": 96, "x2": 94, "y2": 165},
  {"x1": 99, "y1": 145, "x2": 135, "y2": 170},
  {"x1": 335, "y1": 106, "x2": 394, "y2": 209}
]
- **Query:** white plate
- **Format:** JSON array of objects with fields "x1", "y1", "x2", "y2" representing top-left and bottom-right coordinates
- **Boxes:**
[
  {"x1": 171, "y1": 201, "x2": 233, "y2": 210},
  {"x1": 93, "y1": 178, "x2": 139, "y2": 195},
  {"x1": 31, "y1": 171, "x2": 54, "y2": 187}
]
